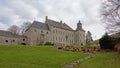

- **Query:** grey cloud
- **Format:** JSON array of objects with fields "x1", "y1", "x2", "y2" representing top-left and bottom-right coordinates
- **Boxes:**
[{"x1": 0, "y1": 0, "x2": 105, "y2": 40}]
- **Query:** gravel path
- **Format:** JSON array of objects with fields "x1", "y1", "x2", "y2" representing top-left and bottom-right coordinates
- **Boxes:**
[{"x1": 64, "y1": 53, "x2": 95, "y2": 68}]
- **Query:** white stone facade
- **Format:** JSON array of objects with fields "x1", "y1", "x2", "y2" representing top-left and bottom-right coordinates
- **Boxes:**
[{"x1": 24, "y1": 17, "x2": 86, "y2": 46}]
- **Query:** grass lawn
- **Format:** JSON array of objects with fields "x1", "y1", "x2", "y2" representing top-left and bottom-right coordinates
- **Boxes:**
[
  {"x1": 0, "y1": 45, "x2": 87, "y2": 68},
  {"x1": 79, "y1": 52, "x2": 120, "y2": 68}
]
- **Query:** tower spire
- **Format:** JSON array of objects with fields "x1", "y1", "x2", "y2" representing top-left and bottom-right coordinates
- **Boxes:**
[
  {"x1": 78, "y1": 20, "x2": 81, "y2": 23},
  {"x1": 76, "y1": 20, "x2": 82, "y2": 30}
]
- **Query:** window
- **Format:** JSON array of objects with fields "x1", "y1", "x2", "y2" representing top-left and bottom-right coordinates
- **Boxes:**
[
  {"x1": 41, "y1": 31, "x2": 43, "y2": 33},
  {"x1": 41, "y1": 34, "x2": 45, "y2": 36},
  {"x1": 56, "y1": 37, "x2": 57, "y2": 40},
  {"x1": 56, "y1": 30, "x2": 57, "y2": 34},
  {"x1": 53, "y1": 37, "x2": 54, "y2": 41},
  {"x1": 12, "y1": 40, "x2": 15, "y2": 42},
  {"x1": 53, "y1": 30, "x2": 55, "y2": 33},
  {"x1": 23, "y1": 39, "x2": 25, "y2": 41},
  {"x1": 59, "y1": 37, "x2": 60, "y2": 42},
  {"x1": 5, "y1": 40, "x2": 8, "y2": 43}
]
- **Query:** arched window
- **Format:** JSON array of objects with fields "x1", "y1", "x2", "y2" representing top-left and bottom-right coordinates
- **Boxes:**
[
  {"x1": 23, "y1": 39, "x2": 25, "y2": 41},
  {"x1": 5, "y1": 40, "x2": 8, "y2": 43},
  {"x1": 12, "y1": 40, "x2": 15, "y2": 42}
]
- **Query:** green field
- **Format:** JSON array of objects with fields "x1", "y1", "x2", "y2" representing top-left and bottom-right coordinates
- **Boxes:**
[
  {"x1": 79, "y1": 52, "x2": 120, "y2": 68},
  {"x1": 0, "y1": 45, "x2": 87, "y2": 68}
]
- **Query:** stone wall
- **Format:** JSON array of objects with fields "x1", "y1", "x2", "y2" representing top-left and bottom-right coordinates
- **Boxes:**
[
  {"x1": 115, "y1": 42, "x2": 120, "y2": 54},
  {"x1": 24, "y1": 27, "x2": 50, "y2": 45},
  {"x1": 75, "y1": 30, "x2": 86, "y2": 45},
  {"x1": 24, "y1": 25, "x2": 86, "y2": 46},
  {"x1": 0, "y1": 36, "x2": 19, "y2": 45}
]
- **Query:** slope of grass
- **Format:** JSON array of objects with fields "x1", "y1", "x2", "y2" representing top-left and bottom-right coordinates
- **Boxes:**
[
  {"x1": 0, "y1": 45, "x2": 87, "y2": 68},
  {"x1": 79, "y1": 52, "x2": 120, "y2": 68}
]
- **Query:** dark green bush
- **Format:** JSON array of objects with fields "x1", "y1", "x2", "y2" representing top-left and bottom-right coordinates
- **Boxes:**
[{"x1": 99, "y1": 33, "x2": 118, "y2": 50}]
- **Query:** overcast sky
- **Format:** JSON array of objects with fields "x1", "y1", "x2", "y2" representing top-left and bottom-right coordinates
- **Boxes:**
[{"x1": 0, "y1": 0, "x2": 106, "y2": 40}]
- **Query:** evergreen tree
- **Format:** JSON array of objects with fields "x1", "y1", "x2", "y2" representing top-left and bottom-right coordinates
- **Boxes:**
[{"x1": 99, "y1": 33, "x2": 115, "y2": 50}]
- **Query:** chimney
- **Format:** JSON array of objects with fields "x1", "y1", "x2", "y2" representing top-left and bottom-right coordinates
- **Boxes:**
[
  {"x1": 60, "y1": 20, "x2": 62, "y2": 23},
  {"x1": 46, "y1": 16, "x2": 48, "y2": 20},
  {"x1": 45, "y1": 16, "x2": 48, "y2": 23}
]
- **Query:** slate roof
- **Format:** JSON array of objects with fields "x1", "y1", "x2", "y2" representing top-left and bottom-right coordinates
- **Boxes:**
[
  {"x1": 31, "y1": 21, "x2": 49, "y2": 30},
  {"x1": 46, "y1": 19, "x2": 73, "y2": 31},
  {"x1": 76, "y1": 27, "x2": 85, "y2": 31},
  {"x1": 0, "y1": 30, "x2": 25, "y2": 38}
]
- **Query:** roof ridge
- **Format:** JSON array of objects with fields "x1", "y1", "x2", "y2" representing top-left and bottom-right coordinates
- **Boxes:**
[{"x1": 46, "y1": 19, "x2": 73, "y2": 31}]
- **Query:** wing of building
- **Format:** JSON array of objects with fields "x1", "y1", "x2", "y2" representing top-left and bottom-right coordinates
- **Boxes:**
[
  {"x1": 24, "y1": 16, "x2": 86, "y2": 46},
  {"x1": 0, "y1": 30, "x2": 27, "y2": 45}
]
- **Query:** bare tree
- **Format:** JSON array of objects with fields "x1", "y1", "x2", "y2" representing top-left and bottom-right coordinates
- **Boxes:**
[
  {"x1": 20, "y1": 22, "x2": 31, "y2": 35},
  {"x1": 101, "y1": 0, "x2": 120, "y2": 33},
  {"x1": 8, "y1": 25, "x2": 20, "y2": 34}
]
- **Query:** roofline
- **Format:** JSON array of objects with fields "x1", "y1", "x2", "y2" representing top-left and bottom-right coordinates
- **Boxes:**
[
  {"x1": 46, "y1": 19, "x2": 74, "y2": 31},
  {"x1": 0, "y1": 30, "x2": 26, "y2": 38}
]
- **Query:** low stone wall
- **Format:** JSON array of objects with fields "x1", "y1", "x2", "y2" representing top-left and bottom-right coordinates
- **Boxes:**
[{"x1": 115, "y1": 43, "x2": 120, "y2": 54}]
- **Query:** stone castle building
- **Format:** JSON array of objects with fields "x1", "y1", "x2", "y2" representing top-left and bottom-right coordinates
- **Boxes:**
[
  {"x1": 24, "y1": 16, "x2": 86, "y2": 45},
  {"x1": 0, "y1": 16, "x2": 86, "y2": 46}
]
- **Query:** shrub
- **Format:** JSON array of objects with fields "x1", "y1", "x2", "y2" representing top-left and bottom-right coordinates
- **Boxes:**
[
  {"x1": 44, "y1": 42, "x2": 53, "y2": 45},
  {"x1": 58, "y1": 46, "x2": 63, "y2": 50},
  {"x1": 99, "y1": 33, "x2": 117, "y2": 50}
]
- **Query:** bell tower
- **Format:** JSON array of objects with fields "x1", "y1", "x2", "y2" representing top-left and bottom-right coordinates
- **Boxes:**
[
  {"x1": 76, "y1": 20, "x2": 83, "y2": 30},
  {"x1": 75, "y1": 20, "x2": 86, "y2": 45}
]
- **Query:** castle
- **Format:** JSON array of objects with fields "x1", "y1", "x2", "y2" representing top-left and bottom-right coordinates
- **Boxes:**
[{"x1": 0, "y1": 16, "x2": 86, "y2": 46}]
